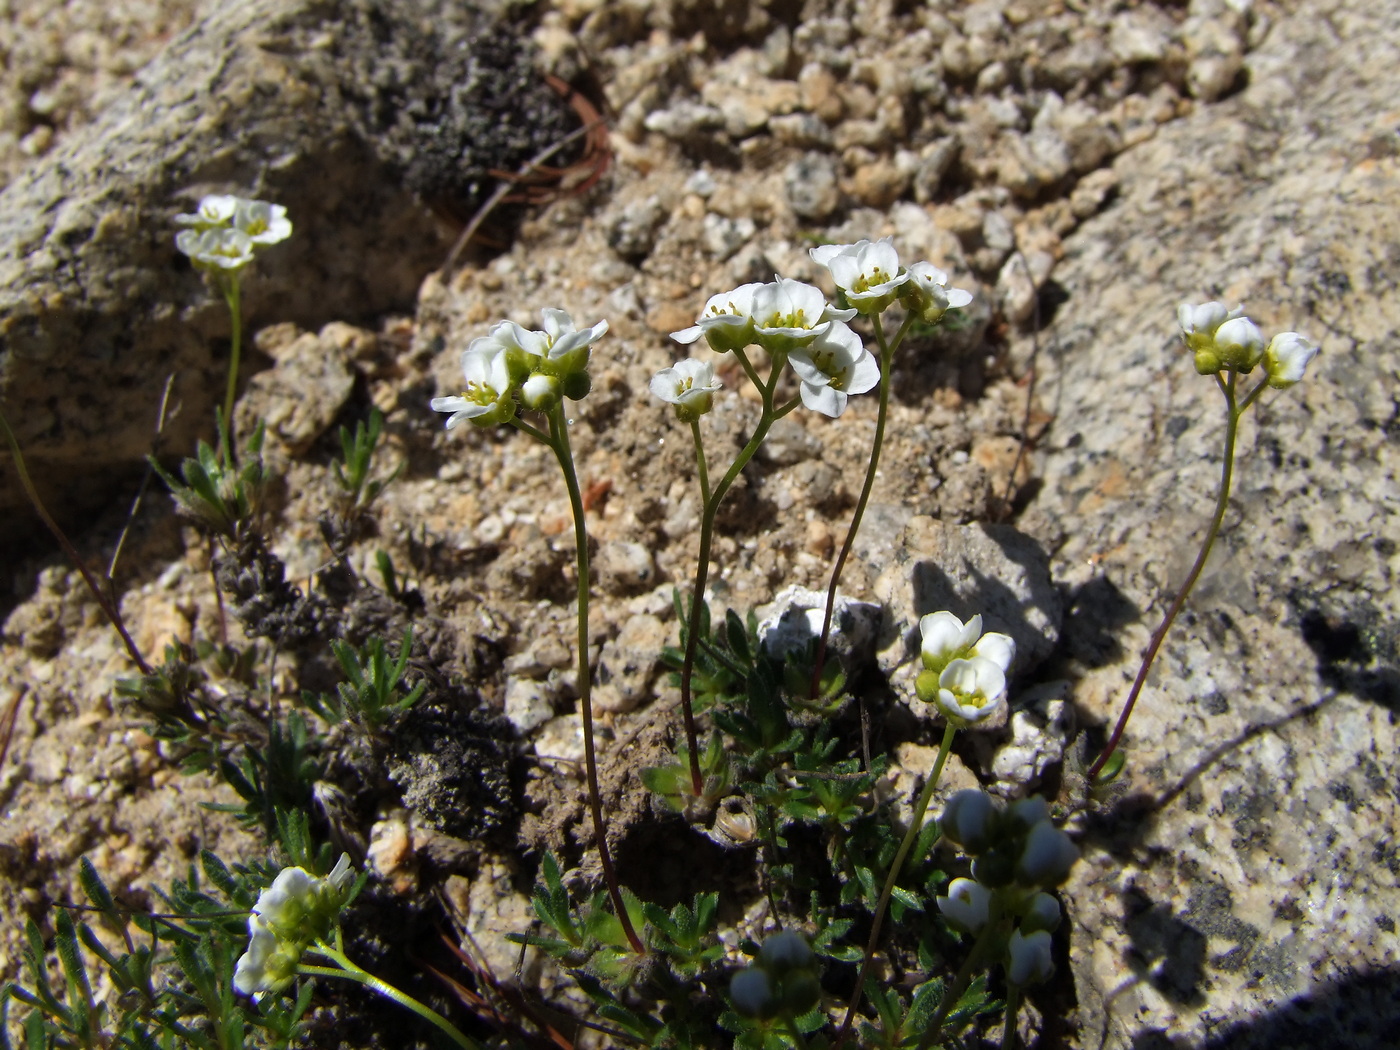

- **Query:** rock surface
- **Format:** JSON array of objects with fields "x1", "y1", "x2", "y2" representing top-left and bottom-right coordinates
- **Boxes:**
[{"x1": 1, "y1": 0, "x2": 1397, "y2": 1047}]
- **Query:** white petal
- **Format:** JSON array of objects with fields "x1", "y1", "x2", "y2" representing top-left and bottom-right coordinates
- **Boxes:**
[
  {"x1": 800, "y1": 381, "x2": 846, "y2": 417},
  {"x1": 972, "y1": 631, "x2": 1015, "y2": 673},
  {"x1": 845, "y1": 350, "x2": 881, "y2": 395}
]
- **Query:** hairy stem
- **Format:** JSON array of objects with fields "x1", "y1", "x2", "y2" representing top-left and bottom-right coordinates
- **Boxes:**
[
  {"x1": 545, "y1": 403, "x2": 644, "y2": 953},
  {"x1": 679, "y1": 375, "x2": 781, "y2": 795},
  {"x1": 810, "y1": 311, "x2": 914, "y2": 700},
  {"x1": 1087, "y1": 370, "x2": 1246, "y2": 780}
]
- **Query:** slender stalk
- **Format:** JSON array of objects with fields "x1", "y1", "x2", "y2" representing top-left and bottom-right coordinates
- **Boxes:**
[
  {"x1": 544, "y1": 402, "x2": 645, "y2": 954},
  {"x1": 689, "y1": 419, "x2": 711, "y2": 506},
  {"x1": 834, "y1": 722, "x2": 957, "y2": 1048},
  {"x1": 782, "y1": 1011, "x2": 812, "y2": 1050},
  {"x1": 810, "y1": 311, "x2": 915, "y2": 700},
  {"x1": 0, "y1": 407, "x2": 151, "y2": 676},
  {"x1": 221, "y1": 276, "x2": 243, "y2": 461},
  {"x1": 1001, "y1": 982, "x2": 1022, "y2": 1050},
  {"x1": 303, "y1": 944, "x2": 481, "y2": 1050},
  {"x1": 678, "y1": 378, "x2": 783, "y2": 794},
  {"x1": 1087, "y1": 370, "x2": 1247, "y2": 780}
]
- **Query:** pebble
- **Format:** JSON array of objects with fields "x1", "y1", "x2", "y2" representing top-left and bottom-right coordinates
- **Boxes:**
[
  {"x1": 1184, "y1": 16, "x2": 1245, "y2": 101},
  {"x1": 702, "y1": 212, "x2": 756, "y2": 261},
  {"x1": 593, "y1": 614, "x2": 668, "y2": 713},
  {"x1": 605, "y1": 194, "x2": 666, "y2": 263},
  {"x1": 505, "y1": 677, "x2": 556, "y2": 735},
  {"x1": 596, "y1": 540, "x2": 657, "y2": 595},
  {"x1": 643, "y1": 100, "x2": 725, "y2": 143},
  {"x1": 784, "y1": 152, "x2": 841, "y2": 220}
]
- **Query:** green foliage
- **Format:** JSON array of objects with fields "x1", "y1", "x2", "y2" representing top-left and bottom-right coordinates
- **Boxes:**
[
  {"x1": 333, "y1": 408, "x2": 401, "y2": 520},
  {"x1": 302, "y1": 629, "x2": 424, "y2": 733},
  {"x1": 209, "y1": 712, "x2": 317, "y2": 841},
  {"x1": 149, "y1": 420, "x2": 269, "y2": 538}
]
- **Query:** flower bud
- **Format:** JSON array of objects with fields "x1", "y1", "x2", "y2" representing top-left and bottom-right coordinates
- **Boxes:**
[
  {"x1": 1006, "y1": 796, "x2": 1050, "y2": 830},
  {"x1": 521, "y1": 373, "x2": 562, "y2": 410},
  {"x1": 939, "y1": 790, "x2": 995, "y2": 853},
  {"x1": 779, "y1": 970, "x2": 821, "y2": 1015},
  {"x1": 730, "y1": 967, "x2": 777, "y2": 1019},
  {"x1": 1263, "y1": 331, "x2": 1318, "y2": 388},
  {"x1": 971, "y1": 844, "x2": 1017, "y2": 889},
  {"x1": 1006, "y1": 928, "x2": 1054, "y2": 986},
  {"x1": 562, "y1": 371, "x2": 592, "y2": 401},
  {"x1": 1015, "y1": 820, "x2": 1079, "y2": 888},
  {"x1": 759, "y1": 930, "x2": 815, "y2": 976},
  {"x1": 1018, "y1": 892, "x2": 1061, "y2": 935}
]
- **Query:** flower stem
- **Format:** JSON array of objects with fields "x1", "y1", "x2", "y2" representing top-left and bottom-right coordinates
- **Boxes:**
[
  {"x1": 810, "y1": 311, "x2": 915, "y2": 701},
  {"x1": 220, "y1": 275, "x2": 243, "y2": 466},
  {"x1": 679, "y1": 381, "x2": 781, "y2": 795},
  {"x1": 690, "y1": 419, "x2": 711, "y2": 506},
  {"x1": 544, "y1": 402, "x2": 645, "y2": 954},
  {"x1": 1001, "y1": 982, "x2": 1022, "y2": 1050},
  {"x1": 0, "y1": 407, "x2": 151, "y2": 676},
  {"x1": 303, "y1": 945, "x2": 482, "y2": 1050},
  {"x1": 1087, "y1": 369, "x2": 1245, "y2": 780},
  {"x1": 834, "y1": 721, "x2": 956, "y2": 1047}
]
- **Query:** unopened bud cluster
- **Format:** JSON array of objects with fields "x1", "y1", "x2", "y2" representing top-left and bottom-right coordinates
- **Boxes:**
[
  {"x1": 934, "y1": 791, "x2": 1077, "y2": 987},
  {"x1": 1177, "y1": 300, "x2": 1318, "y2": 389},
  {"x1": 728, "y1": 930, "x2": 821, "y2": 1021}
]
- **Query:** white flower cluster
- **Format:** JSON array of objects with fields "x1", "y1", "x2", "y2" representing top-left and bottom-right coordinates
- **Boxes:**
[
  {"x1": 914, "y1": 611, "x2": 1014, "y2": 727},
  {"x1": 175, "y1": 193, "x2": 292, "y2": 273},
  {"x1": 431, "y1": 308, "x2": 608, "y2": 429},
  {"x1": 1178, "y1": 300, "x2": 1318, "y2": 388},
  {"x1": 234, "y1": 855, "x2": 355, "y2": 997},
  {"x1": 934, "y1": 791, "x2": 1077, "y2": 988},
  {"x1": 657, "y1": 238, "x2": 972, "y2": 420}
]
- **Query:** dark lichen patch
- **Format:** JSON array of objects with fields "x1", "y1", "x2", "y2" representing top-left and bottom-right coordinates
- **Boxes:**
[
  {"x1": 1221, "y1": 785, "x2": 1276, "y2": 854},
  {"x1": 1184, "y1": 882, "x2": 1261, "y2": 975},
  {"x1": 1123, "y1": 885, "x2": 1208, "y2": 1005}
]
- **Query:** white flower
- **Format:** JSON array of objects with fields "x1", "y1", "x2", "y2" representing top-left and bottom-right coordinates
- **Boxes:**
[
  {"x1": 232, "y1": 198, "x2": 292, "y2": 246},
  {"x1": 1177, "y1": 301, "x2": 1264, "y2": 374},
  {"x1": 651, "y1": 358, "x2": 723, "y2": 421},
  {"x1": 751, "y1": 278, "x2": 856, "y2": 353},
  {"x1": 1006, "y1": 928, "x2": 1054, "y2": 986},
  {"x1": 810, "y1": 238, "x2": 909, "y2": 314},
  {"x1": 431, "y1": 346, "x2": 516, "y2": 429},
  {"x1": 787, "y1": 321, "x2": 879, "y2": 417},
  {"x1": 325, "y1": 852, "x2": 355, "y2": 895},
  {"x1": 919, "y1": 611, "x2": 1015, "y2": 674},
  {"x1": 672, "y1": 283, "x2": 764, "y2": 353},
  {"x1": 175, "y1": 194, "x2": 240, "y2": 230},
  {"x1": 899, "y1": 262, "x2": 973, "y2": 324},
  {"x1": 934, "y1": 656, "x2": 1007, "y2": 726},
  {"x1": 233, "y1": 916, "x2": 298, "y2": 997},
  {"x1": 1263, "y1": 331, "x2": 1318, "y2": 388},
  {"x1": 489, "y1": 309, "x2": 607, "y2": 382},
  {"x1": 936, "y1": 877, "x2": 991, "y2": 934},
  {"x1": 939, "y1": 789, "x2": 996, "y2": 852},
  {"x1": 175, "y1": 227, "x2": 256, "y2": 271},
  {"x1": 252, "y1": 866, "x2": 319, "y2": 933}
]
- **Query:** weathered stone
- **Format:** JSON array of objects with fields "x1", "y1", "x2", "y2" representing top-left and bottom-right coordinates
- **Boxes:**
[
  {"x1": 0, "y1": 0, "x2": 576, "y2": 553},
  {"x1": 783, "y1": 152, "x2": 841, "y2": 220}
]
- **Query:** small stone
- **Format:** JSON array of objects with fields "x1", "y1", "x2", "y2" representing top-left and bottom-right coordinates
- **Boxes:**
[
  {"x1": 798, "y1": 62, "x2": 844, "y2": 123},
  {"x1": 757, "y1": 417, "x2": 822, "y2": 466},
  {"x1": 997, "y1": 129, "x2": 1072, "y2": 198},
  {"x1": 770, "y1": 113, "x2": 834, "y2": 148},
  {"x1": 505, "y1": 677, "x2": 556, "y2": 735},
  {"x1": 643, "y1": 100, "x2": 725, "y2": 143},
  {"x1": 914, "y1": 138, "x2": 960, "y2": 202},
  {"x1": 997, "y1": 253, "x2": 1037, "y2": 325},
  {"x1": 236, "y1": 323, "x2": 356, "y2": 456},
  {"x1": 1038, "y1": 36, "x2": 1111, "y2": 91},
  {"x1": 784, "y1": 152, "x2": 841, "y2": 220},
  {"x1": 989, "y1": 692, "x2": 1072, "y2": 796},
  {"x1": 597, "y1": 540, "x2": 656, "y2": 595},
  {"x1": 703, "y1": 212, "x2": 756, "y2": 261},
  {"x1": 594, "y1": 614, "x2": 668, "y2": 713},
  {"x1": 805, "y1": 519, "x2": 834, "y2": 559},
  {"x1": 756, "y1": 584, "x2": 882, "y2": 670},
  {"x1": 1184, "y1": 17, "x2": 1245, "y2": 101},
  {"x1": 533, "y1": 714, "x2": 585, "y2": 763},
  {"x1": 848, "y1": 159, "x2": 909, "y2": 208},
  {"x1": 1070, "y1": 168, "x2": 1118, "y2": 219},
  {"x1": 1109, "y1": 9, "x2": 1172, "y2": 65},
  {"x1": 605, "y1": 194, "x2": 666, "y2": 263}
]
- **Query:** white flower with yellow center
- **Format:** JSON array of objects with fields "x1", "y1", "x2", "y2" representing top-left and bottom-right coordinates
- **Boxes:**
[
  {"x1": 899, "y1": 262, "x2": 974, "y2": 324},
  {"x1": 232, "y1": 198, "x2": 293, "y2": 246},
  {"x1": 175, "y1": 227, "x2": 256, "y2": 271},
  {"x1": 810, "y1": 238, "x2": 910, "y2": 314},
  {"x1": 751, "y1": 278, "x2": 856, "y2": 353},
  {"x1": 651, "y1": 358, "x2": 723, "y2": 421},
  {"x1": 672, "y1": 283, "x2": 764, "y2": 353},
  {"x1": 431, "y1": 347, "x2": 516, "y2": 429},
  {"x1": 1263, "y1": 331, "x2": 1319, "y2": 388},
  {"x1": 787, "y1": 321, "x2": 879, "y2": 417},
  {"x1": 175, "y1": 194, "x2": 240, "y2": 231}
]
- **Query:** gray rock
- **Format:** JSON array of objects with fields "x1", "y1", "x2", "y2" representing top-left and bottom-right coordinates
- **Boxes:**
[
  {"x1": 1183, "y1": 15, "x2": 1245, "y2": 101},
  {"x1": 642, "y1": 100, "x2": 725, "y2": 143},
  {"x1": 755, "y1": 584, "x2": 882, "y2": 670},
  {"x1": 987, "y1": 687, "x2": 1072, "y2": 796},
  {"x1": 605, "y1": 194, "x2": 666, "y2": 263},
  {"x1": 504, "y1": 676, "x2": 556, "y2": 736},
  {"x1": 0, "y1": 0, "x2": 574, "y2": 551},
  {"x1": 702, "y1": 212, "x2": 756, "y2": 261},
  {"x1": 1013, "y1": 2, "x2": 1400, "y2": 1044},
  {"x1": 236, "y1": 322, "x2": 357, "y2": 457},
  {"x1": 783, "y1": 152, "x2": 841, "y2": 221},
  {"x1": 869, "y1": 515, "x2": 1061, "y2": 707},
  {"x1": 756, "y1": 416, "x2": 821, "y2": 466}
]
